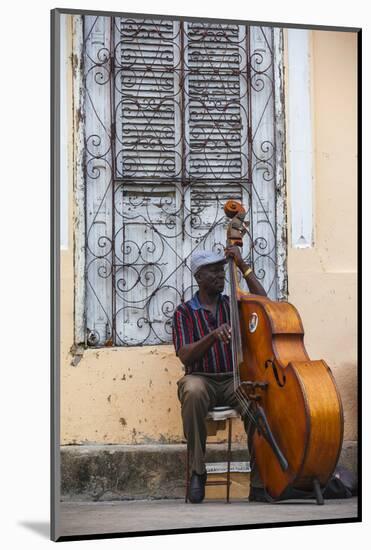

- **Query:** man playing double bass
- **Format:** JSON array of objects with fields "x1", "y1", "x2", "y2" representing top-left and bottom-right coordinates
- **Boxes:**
[{"x1": 172, "y1": 246, "x2": 267, "y2": 504}]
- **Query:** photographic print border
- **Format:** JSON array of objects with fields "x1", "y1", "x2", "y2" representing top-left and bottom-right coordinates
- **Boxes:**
[{"x1": 51, "y1": 7, "x2": 362, "y2": 541}]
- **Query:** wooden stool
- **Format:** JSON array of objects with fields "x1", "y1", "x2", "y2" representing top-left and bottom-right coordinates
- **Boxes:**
[{"x1": 185, "y1": 406, "x2": 240, "y2": 503}]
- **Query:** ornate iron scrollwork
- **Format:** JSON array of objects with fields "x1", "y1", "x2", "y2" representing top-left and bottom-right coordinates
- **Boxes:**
[{"x1": 83, "y1": 15, "x2": 279, "y2": 346}]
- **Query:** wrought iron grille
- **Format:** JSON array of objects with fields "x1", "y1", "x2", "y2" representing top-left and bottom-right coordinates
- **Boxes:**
[{"x1": 83, "y1": 15, "x2": 283, "y2": 347}]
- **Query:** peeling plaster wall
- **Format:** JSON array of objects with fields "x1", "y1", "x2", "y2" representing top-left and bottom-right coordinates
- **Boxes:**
[
  {"x1": 61, "y1": 343, "x2": 182, "y2": 444},
  {"x1": 60, "y1": 22, "x2": 357, "y2": 446},
  {"x1": 286, "y1": 30, "x2": 357, "y2": 441}
]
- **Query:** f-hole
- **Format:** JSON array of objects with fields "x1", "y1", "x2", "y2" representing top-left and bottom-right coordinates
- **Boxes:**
[{"x1": 265, "y1": 359, "x2": 286, "y2": 387}]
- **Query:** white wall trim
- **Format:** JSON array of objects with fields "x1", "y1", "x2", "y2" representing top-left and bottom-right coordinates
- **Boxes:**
[
  {"x1": 60, "y1": 14, "x2": 68, "y2": 250},
  {"x1": 287, "y1": 29, "x2": 314, "y2": 248}
]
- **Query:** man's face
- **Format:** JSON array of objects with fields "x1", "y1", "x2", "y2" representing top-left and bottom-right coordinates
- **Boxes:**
[{"x1": 196, "y1": 261, "x2": 226, "y2": 294}]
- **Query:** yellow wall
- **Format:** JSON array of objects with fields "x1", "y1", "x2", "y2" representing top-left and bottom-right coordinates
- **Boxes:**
[
  {"x1": 60, "y1": 27, "x2": 357, "y2": 445},
  {"x1": 286, "y1": 30, "x2": 357, "y2": 441}
]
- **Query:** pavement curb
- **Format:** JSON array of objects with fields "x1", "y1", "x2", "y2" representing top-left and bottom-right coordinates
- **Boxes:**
[{"x1": 60, "y1": 440, "x2": 357, "y2": 502}]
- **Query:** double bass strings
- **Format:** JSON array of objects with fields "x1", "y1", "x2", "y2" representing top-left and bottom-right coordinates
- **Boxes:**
[{"x1": 228, "y1": 257, "x2": 258, "y2": 429}]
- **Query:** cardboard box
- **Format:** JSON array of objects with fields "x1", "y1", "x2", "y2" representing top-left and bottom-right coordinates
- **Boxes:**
[{"x1": 205, "y1": 462, "x2": 250, "y2": 500}]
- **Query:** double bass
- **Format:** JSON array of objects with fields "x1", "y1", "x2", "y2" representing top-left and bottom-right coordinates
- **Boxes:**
[{"x1": 225, "y1": 200, "x2": 344, "y2": 504}]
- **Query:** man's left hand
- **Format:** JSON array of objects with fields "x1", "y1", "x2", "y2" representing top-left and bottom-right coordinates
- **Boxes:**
[{"x1": 224, "y1": 245, "x2": 246, "y2": 271}]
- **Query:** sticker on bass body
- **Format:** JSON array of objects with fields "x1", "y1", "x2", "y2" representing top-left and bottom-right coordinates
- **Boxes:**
[{"x1": 249, "y1": 312, "x2": 258, "y2": 333}]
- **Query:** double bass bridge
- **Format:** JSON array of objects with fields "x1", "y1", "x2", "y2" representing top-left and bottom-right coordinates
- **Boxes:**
[{"x1": 239, "y1": 380, "x2": 268, "y2": 401}]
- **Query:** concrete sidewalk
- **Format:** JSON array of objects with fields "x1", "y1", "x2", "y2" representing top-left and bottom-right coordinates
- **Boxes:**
[{"x1": 58, "y1": 497, "x2": 358, "y2": 538}]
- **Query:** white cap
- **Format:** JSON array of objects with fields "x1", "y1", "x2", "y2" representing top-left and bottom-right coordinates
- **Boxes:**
[{"x1": 190, "y1": 250, "x2": 226, "y2": 276}]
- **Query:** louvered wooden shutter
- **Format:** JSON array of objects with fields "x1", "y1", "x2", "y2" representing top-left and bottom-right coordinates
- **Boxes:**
[
  {"x1": 181, "y1": 23, "x2": 251, "y2": 297},
  {"x1": 185, "y1": 22, "x2": 249, "y2": 182},
  {"x1": 115, "y1": 18, "x2": 181, "y2": 180},
  {"x1": 112, "y1": 18, "x2": 183, "y2": 345}
]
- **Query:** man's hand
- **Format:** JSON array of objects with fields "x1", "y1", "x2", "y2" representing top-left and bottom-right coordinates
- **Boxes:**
[
  {"x1": 225, "y1": 245, "x2": 267, "y2": 298},
  {"x1": 178, "y1": 324, "x2": 232, "y2": 366},
  {"x1": 213, "y1": 323, "x2": 232, "y2": 344},
  {"x1": 224, "y1": 245, "x2": 248, "y2": 272}
]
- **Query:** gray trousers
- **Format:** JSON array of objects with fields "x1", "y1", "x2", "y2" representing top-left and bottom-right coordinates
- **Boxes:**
[{"x1": 177, "y1": 373, "x2": 262, "y2": 488}]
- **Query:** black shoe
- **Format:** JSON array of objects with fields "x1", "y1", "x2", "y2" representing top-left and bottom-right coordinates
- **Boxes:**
[
  {"x1": 189, "y1": 471, "x2": 207, "y2": 504},
  {"x1": 248, "y1": 487, "x2": 270, "y2": 503}
]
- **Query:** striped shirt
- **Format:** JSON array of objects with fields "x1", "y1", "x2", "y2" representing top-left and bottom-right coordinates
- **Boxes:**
[{"x1": 172, "y1": 292, "x2": 233, "y2": 374}]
